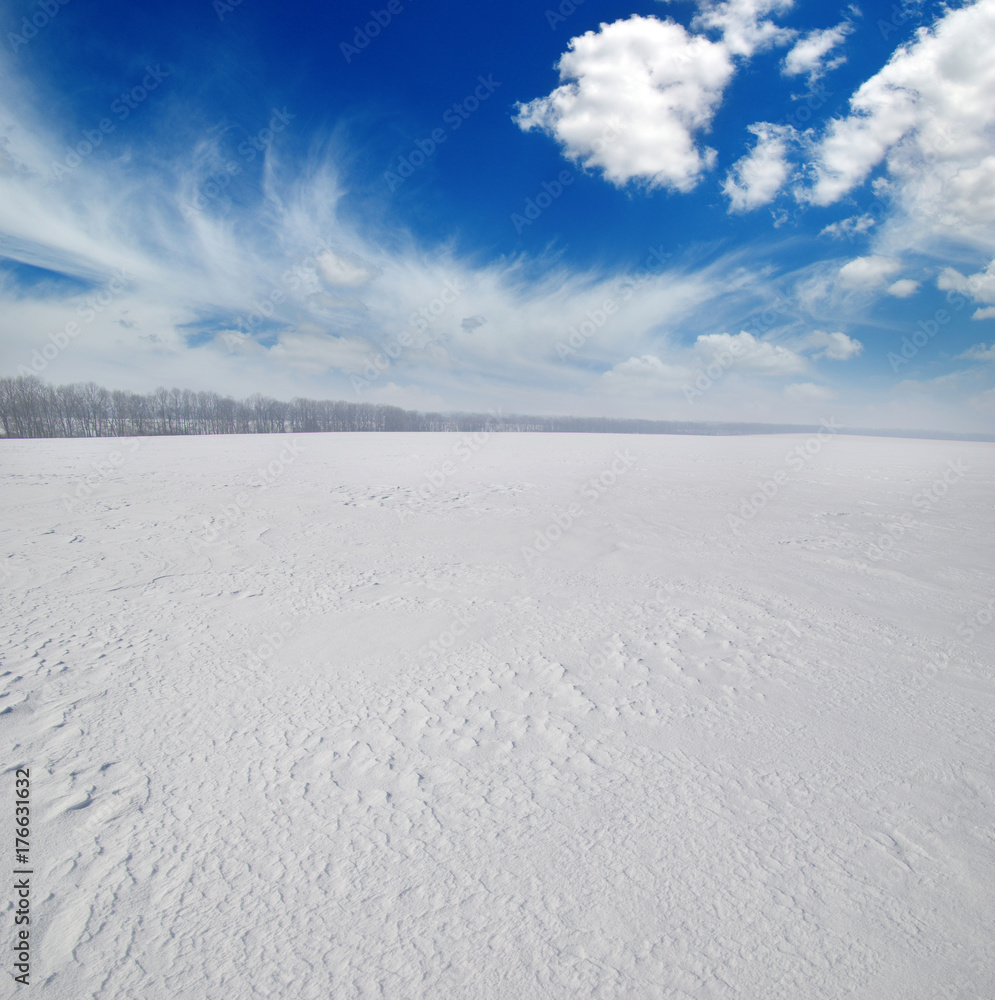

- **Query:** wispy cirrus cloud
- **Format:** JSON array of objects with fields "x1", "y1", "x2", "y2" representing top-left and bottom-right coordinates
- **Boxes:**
[{"x1": 1, "y1": 51, "x2": 786, "y2": 417}]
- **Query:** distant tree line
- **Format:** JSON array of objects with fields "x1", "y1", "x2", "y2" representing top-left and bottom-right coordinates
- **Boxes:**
[
  {"x1": 1, "y1": 375, "x2": 991, "y2": 441},
  {"x1": 0, "y1": 376, "x2": 423, "y2": 437},
  {"x1": 0, "y1": 375, "x2": 746, "y2": 438}
]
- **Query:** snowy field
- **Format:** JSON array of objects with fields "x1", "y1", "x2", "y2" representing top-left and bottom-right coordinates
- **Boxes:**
[{"x1": 2, "y1": 430, "x2": 994, "y2": 999}]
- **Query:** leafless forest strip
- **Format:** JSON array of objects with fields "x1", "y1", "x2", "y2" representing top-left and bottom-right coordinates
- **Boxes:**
[{"x1": 1, "y1": 376, "x2": 991, "y2": 441}]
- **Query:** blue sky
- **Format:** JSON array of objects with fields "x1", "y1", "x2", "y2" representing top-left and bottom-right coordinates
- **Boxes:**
[{"x1": 2, "y1": 0, "x2": 994, "y2": 430}]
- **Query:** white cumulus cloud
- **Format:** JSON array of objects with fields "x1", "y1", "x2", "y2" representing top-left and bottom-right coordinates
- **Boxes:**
[
  {"x1": 601, "y1": 354, "x2": 695, "y2": 392},
  {"x1": 724, "y1": 123, "x2": 794, "y2": 211},
  {"x1": 690, "y1": 0, "x2": 796, "y2": 57},
  {"x1": 819, "y1": 213, "x2": 876, "y2": 240},
  {"x1": 887, "y1": 278, "x2": 919, "y2": 298},
  {"x1": 798, "y1": 0, "x2": 995, "y2": 257},
  {"x1": 957, "y1": 343, "x2": 995, "y2": 362},
  {"x1": 694, "y1": 330, "x2": 807, "y2": 374},
  {"x1": 803, "y1": 330, "x2": 863, "y2": 361},
  {"x1": 514, "y1": 15, "x2": 735, "y2": 191},
  {"x1": 783, "y1": 381, "x2": 837, "y2": 401},
  {"x1": 782, "y1": 21, "x2": 852, "y2": 84},
  {"x1": 937, "y1": 260, "x2": 995, "y2": 319},
  {"x1": 837, "y1": 255, "x2": 902, "y2": 290}
]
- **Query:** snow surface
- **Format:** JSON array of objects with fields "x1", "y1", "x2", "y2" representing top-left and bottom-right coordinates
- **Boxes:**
[{"x1": 2, "y1": 431, "x2": 994, "y2": 999}]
